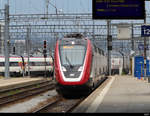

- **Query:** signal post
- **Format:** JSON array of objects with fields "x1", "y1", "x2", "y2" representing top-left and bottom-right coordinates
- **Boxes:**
[{"x1": 43, "y1": 40, "x2": 47, "y2": 78}]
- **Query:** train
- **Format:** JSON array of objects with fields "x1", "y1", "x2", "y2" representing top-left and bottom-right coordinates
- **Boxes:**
[
  {"x1": 111, "y1": 58, "x2": 122, "y2": 75},
  {"x1": 111, "y1": 57, "x2": 130, "y2": 75},
  {"x1": 0, "y1": 55, "x2": 24, "y2": 76},
  {"x1": 0, "y1": 55, "x2": 53, "y2": 77},
  {"x1": 24, "y1": 56, "x2": 53, "y2": 76},
  {"x1": 54, "y1": 34, "x2": 108, "y2": 96}
]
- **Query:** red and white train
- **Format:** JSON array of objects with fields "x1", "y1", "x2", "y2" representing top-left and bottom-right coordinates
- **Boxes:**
[
  {"x1": 0, "y1": 55, "x2": 53, "y2": 77},
  {"x1": 54, "y1": 34, "x2": 108, "y2": 96}
]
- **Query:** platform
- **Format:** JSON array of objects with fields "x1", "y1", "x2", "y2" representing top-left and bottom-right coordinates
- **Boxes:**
[
  {"x1": 0, "y1": 77, "x2": 51, "y2": 90},
  {"x1": 73, "y1": 75, "x2": 150, "y2": 113}
]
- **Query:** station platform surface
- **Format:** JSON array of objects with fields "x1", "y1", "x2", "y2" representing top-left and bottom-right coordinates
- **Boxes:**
[
  {"x1": 0, "y1": 77, "x2": 51, "y2": 90},
  {"x1": 74, "y1": 75, "x2": 150, "y2": 113}
]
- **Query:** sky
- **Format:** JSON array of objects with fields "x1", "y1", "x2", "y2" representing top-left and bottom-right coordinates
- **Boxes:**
[
  {"x1": 0, "y1": 0, "x2": 149, "y2": 15},
  {"x1": 0, "y1": 0, "x2": 92, "y2": 14}
]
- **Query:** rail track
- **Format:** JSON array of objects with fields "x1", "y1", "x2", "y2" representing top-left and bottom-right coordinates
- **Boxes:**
[
  {"x1": 32, "y1": 77, "x2": 108, "y2": 113},
  {"x1": 0, "y1": 79, "x2": 55, "y2": 107},
  {"x1": 32, "y1": 95, "x2": 84, "y2": 113}
]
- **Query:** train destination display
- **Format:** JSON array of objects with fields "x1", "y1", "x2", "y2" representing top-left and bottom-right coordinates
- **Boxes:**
[{"x1": 93, "y1": 0, "x2": 145, "y2": 19}]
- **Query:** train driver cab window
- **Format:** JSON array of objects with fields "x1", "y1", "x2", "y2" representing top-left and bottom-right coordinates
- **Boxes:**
[{"x1": 60, "y1": 45, "x2": 86, "y2": 66}]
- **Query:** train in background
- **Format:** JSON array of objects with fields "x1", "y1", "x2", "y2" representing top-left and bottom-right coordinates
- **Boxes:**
[
  {"x1": 111, "y1": 57, "x2": 130, "y2": 75},
  {"x1": 0, "y1": 55, "x2": 24, "y2": 76},
  {"x1": 0, "y1": 55, "x2": 53, "y2": 77},
  {"x1": 54, "y1": 34, "x2": 108, "y2": 96},
  {"x1": 24, "y1": 56, "x2": 53, "y2": 76}
]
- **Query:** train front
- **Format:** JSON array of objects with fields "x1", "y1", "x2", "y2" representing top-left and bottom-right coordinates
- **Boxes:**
[{"x1": 54, "y1": 36, "x2": 92, "y2": 96}]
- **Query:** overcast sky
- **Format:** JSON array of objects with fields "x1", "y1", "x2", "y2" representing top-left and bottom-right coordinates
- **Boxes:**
[
  {"x1": 0, "y1": 0, "x2": 149, "y2": 14},
  {"x1": 0, "y1": 0, "x2": 91, "y2": 14}
]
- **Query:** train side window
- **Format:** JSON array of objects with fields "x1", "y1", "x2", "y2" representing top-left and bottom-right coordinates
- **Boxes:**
[
  {"x1": 29, "y1": 62, "x2": 50, "y2": 66},
  {"x1": 0, "y1": 62, "x2": 4, "y2": 66},
  {"x1": 30, "y1": 62, "x2": 35, "y2": 66},
  {"x1": 46, "y1": 62, "x2": 50, "y2": 66},
  {"x1": 10, "y1": 62, "x2": 19, "y2": 66}
]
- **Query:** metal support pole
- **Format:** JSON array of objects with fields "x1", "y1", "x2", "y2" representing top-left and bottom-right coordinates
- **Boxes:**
[
  {"x1": 27, "y1": 26, "x2": 31, "y2": 77},
  {"x1": 144, "y1": 13, "x2": 147, "y2": 80},
  {"x1": 93, "y1": 20, "x2": 95, "y2": 41},
  {"x1": 131, "y1": 23, "x2": 134, "y2": 51},
  {"x1": 4, "y1": 4, "x2": 10, "y2": 78},
  {"x1": 43, "y1": 40, "x2": 47, "y2": 78},
  {"x1": 123, "y1": 54, "x2": 124, "y2": 72},
  {"x1": 0, "y1": 25, "x2": 2, "y2": 54},
  {"x1": 107, "y1": 20, "x2": 111, "y2": 76},
  {"x1": 20, "y1": 56, "x2": 25, "y2": 77},
  {"x1": 44, "y1": 57, "x2": 47, "y2": 78},
  {"x1": 130, "y1": 23, "x2": 134, "y2": 75},
  {"x1": 46, "y1": 0, "x2": 49, "y2": 16}
]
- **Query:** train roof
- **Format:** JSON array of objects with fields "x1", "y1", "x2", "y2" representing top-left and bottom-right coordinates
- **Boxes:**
[
  {"x1": 64, "y1": 33, "x2": 84, "y2": 38},
  {"x1": 59, "y1": 34, "x2": 88, "y2": 45}
]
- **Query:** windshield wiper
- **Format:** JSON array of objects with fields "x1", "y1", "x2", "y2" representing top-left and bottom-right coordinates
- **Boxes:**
[{"x1": 65, "y1": 56, "x2": 74, "y2": 68}]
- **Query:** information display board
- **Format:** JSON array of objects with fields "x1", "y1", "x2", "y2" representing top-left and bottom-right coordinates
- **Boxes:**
[{"x1": 93, "y1": 0, "x2": 145, "y2": 19}]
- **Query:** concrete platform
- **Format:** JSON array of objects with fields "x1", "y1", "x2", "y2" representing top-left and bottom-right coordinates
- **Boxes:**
[
  {"x1": 0, "y1": 77, "x2": 51, "y2": 90},
  {"x1": 73, "y1": 75, "x2": 150, "y2": 113}
]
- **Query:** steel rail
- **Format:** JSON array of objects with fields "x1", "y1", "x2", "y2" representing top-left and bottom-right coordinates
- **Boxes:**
[{"x1": 0, "y1": 81, "x2": 55, "y2": 107}]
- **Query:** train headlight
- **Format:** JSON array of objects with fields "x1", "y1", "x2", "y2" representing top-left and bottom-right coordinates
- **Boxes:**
[
  {"x1": 78, "y1": 66, "x2": 83, "y2": 71},
  {"x1": 62, "y1": 66, "x2": 67, "y2": 72},
  {"x1": 72, "y1": 41, "x2": 75, "y2": 45}
]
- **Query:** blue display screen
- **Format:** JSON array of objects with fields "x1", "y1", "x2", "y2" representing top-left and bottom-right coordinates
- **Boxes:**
[{"x1": 92, "y1": 0, "x2": 145, "y2": 19}]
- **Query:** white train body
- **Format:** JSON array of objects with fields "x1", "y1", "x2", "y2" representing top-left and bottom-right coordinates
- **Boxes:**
[
  {"x1": 111, "y1": 58, "x2": 122, "y2": 70},
  {"x1": 0, "y1": 56, "x2": 53, "y2": 76},
  {"x1": 0, "y1": 56, "x2": 23, "y2": 76},
  {"x1": 24, "y1": 57, "x2": 53, "y2": 76}
]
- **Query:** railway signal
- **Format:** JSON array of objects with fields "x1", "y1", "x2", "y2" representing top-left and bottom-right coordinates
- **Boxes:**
[
  {"x1": 43, "y1": 40, "x2": 47, "y2": 78},
  {"x1": 13, "y1": 46, "x2": 15, "y2": 55},
  {"x1": 43, "y1": 40, "x2": 47, "y2": 58}
]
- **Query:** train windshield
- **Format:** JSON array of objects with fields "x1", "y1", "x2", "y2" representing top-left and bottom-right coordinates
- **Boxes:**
[{"x1": 60, "y1": 45, "x2": 86, "y2": 66}]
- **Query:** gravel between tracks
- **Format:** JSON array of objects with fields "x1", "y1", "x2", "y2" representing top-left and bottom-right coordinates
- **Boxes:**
[{"x1": 0, "y1": 90, "x2": 57, "y2": 113}]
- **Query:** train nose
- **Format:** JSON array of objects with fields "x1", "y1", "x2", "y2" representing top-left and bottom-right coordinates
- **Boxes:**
[{"x1": 61, "y1": 66, "x2": 83, "y2": 78}]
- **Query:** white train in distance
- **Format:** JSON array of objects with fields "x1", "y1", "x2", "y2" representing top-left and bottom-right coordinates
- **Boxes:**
[
  {"x1": 0, "y1": 55, "x2": 53, "y2": 77},
  {"x1": 111, "y1": 57, "x2": 130, "y2": 75}
]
